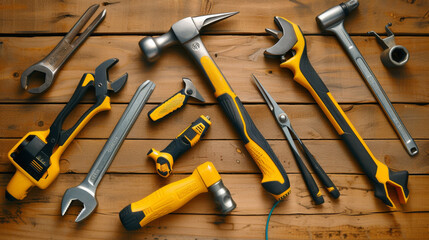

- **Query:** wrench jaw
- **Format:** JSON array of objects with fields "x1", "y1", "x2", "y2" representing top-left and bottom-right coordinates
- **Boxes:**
[
  {"x1": 94, "y1": 58, "x2": 128, "y2": 97},
  {"x1": 20, "y1": 63, "x2": 55, "y2": 94},
  {"x1": 264, "y1": 16, "x2": 298, "y2": 62},
  {"x1": 61, "y1": 186, "x2": 98, "y2": 223}
]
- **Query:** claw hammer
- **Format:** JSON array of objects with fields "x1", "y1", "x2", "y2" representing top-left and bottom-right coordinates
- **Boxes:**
[{"x1": 138, "y1": 12, "x2": 291, "y2": 200}]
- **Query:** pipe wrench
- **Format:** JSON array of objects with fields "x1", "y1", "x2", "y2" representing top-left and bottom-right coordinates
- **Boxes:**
[{"x1": 263, "y1": 17, "x2": 409, "y2": 208}]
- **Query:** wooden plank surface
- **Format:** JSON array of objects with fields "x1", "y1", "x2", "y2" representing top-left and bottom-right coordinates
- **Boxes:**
[
  {"x1": 1, "y1": 36, "x2": 428, "y2": 103},
  {"x1": 0, "y1": 0, "x2": 429, "y2": 34},
  {"x1": 0, "y1": 0, "x2": 428, "y2": 239}
]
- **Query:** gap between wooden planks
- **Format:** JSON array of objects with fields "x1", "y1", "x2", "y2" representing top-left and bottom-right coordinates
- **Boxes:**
[
  {"x1": 0, "y1": 139, "x2": 428, "y2": 174},
  {"x1": 0, "y1": 36, "x2": 428, "y2": 103},
  {"x1": 0, "y1": 0, "x2": 428, "y2": 35},
  {"x1": 0, "y1": 174, "x2": 427, "y2": 215},
  {"x1": 0, "y1": 103, "x2": 426, "y2": 140}
]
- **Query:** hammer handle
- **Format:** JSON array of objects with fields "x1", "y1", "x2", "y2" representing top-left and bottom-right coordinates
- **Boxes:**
[{"x1": 192, "y1": 46, "x2": 291, "y2": 200}]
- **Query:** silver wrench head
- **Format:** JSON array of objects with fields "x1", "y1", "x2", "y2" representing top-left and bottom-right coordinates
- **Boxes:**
[
  {"x1": 20, "y1": 62, "x2": 56, "y2": 94},
  {"x1": 61, "y1": 185, "x2": 97, "y2": 222},
  {"x1": 183, "y1": 78, "x2": 205, "y2": 102}
]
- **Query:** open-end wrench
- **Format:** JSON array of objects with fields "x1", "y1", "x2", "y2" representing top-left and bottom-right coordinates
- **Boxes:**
[
  {"x1": 21, "y1": 4, "x2": 106, "y2": 94},
  {"x1": 315, "y1": 0, "x2": 418, "y2": 156},
  {"x1": 61, "y1": 80, "x2": 155, "y2": 222}
]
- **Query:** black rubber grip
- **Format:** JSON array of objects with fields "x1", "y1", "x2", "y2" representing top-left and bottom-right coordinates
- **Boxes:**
[
  {"x1": 300, "y1": 143, "x2": 340, "y2": 199},
  {"x1": 119, "y1": 204, "x2": 145, "y2": 231},
  {"x1": 298, "y1": 42, "x2": 409, "y2": 207},
  {"x1": 217, "y1": 93, "x2": 290, "y2": 196}
]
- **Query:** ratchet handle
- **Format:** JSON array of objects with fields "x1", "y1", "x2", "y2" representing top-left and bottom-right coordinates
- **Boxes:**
[
  {"x1": 148, "y1": 115, "x2": 211, "y2": 177},
  {"x1": 300, "y1": 143, "x2": 339, "y2": 199},
  {"x1": 291, "y1": 149, "x2": 324, "y2": 205},
  {"x1": 148, "y1": 89, "x2": 189, "y2": 121},
  {"x1": 279, "y1": 17, "x2": 409, "y2": 208}
]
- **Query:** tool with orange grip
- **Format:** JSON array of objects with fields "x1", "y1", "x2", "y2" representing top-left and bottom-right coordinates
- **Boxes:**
[
  {"x1": 148, "y1": 115, "x2": 211, "y2": 177},
  {"x1": 148, "y1": 78, "x2": 205, "y2": 121},
  {"x1": 6, "y1": 58, "x2": 127, "y2": 201},
  {"x1": 139, "y1": 12, "x2": 291, "y2": 200},
  {"x1": 119, "y1": 161, "x2": 236, "y2": 230},
  {"x1": 264, "y1": 16, "x2": 409, "y2": 208}
]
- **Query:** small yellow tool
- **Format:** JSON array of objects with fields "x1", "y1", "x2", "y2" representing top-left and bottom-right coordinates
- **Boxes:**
[
  {"x1": 119, "y1": 161, "x2": 236, "y2": 231},
  {"x1": 148, "y1": 115, "x2": 211, "y2": 177},
  {"x1": 6, "y1": 58, "x2": 127, "y2": 200},
  {"x1": 264, "y1": 16, "x2": 409, "y2": 209},
  {"x1": 147, "y1": 78, "x2": 205, "y2": 121}
]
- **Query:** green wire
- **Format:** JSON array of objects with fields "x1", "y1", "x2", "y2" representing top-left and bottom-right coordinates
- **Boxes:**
[{"x1": 265, "y1": 200, "x2": 281, "y2": 240}]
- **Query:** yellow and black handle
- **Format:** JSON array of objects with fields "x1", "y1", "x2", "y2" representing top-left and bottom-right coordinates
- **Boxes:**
[
  {"x1": 119, "y1": 162, "x2": 235, "y2": 230},
  {"x1": 276, "y1": 17, "x2": 409, "y2": 208},
  {"x1": 148, "y1": 89, "x2": 190, "y2": 121},
  {"x1": 195, "y1": 53, "x2": 290, "y2": 200},
  {"x1": 147, "y1": 115, "x2": 211, "y2": 177},
  {"x1": 6, "y1": 73, "x2": 112, "y2": 200}
]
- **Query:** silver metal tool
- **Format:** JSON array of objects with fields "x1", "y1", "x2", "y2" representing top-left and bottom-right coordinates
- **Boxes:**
[
  {"x1": 316, "y1": 0, "x2": 418, "y2": 156},
  {"x1": 61, "y1": 80, "x2": 156, "y2": 222},
  {"x1": 252, "y1": 74, "x2": 340, "y2": 204},
  {"x1": 21, "y1": 4, "x2": 106, "y2": 94},
  {"x1": 147, "y1": 77, "x2": 205, "y2": 121},
  {"x1": 368, "y1": 23, "x2": 409, "y2": 68}
]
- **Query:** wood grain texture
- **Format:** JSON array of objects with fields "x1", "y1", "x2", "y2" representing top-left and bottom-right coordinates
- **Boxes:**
[
  {"x1": 1, "y1": 139, "x2": 428, "y2": 174},
  {"x1": 0, "y1": 103, "x2": 426, "y2": 140},
  {"x1": 0, "y1": 174, "x2": 427, "y2": 216},
  {"x1": 1, "y1": 1, "x2": 428, "y2": 239},
  {"x1": 1, "y1": 210, "x2": 427, "y2": 240},
  {"x1": 0, "y1": 0, "x2": 428, "y2": 34},
  {"x1": 1, "y1": 36, "x2": 428, "y2": 103}
]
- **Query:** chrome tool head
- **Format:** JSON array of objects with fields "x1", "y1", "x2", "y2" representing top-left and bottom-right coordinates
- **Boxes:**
[
  {"x1": 251, "y1": 74, "x2": 291, "y2": 128},
  {"x1": 315, "y1": 0, "x2": 359, "y2": 32},
  {"x1": 264, "y1": 17, "x2": 298, "y2": 61},
  {"x1": 61, "y1": 184, "x2": 97, "y2": 223},
  {"x1": 20, "y1": 4, "x2": 106, "y2": 94},
  {"x1": 139, "y1": 12, "x2": 238, "y2": 62},
  {"x1": 94, "y1": 58, "x2": 128, "y2": 97},
  {"x1": 182, "y1": 78, "x2": 205, "y2": 102}
]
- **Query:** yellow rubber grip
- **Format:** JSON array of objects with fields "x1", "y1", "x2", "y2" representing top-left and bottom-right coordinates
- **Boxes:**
[
  {"x1": 7, "y1": 74, "x2": 111, "y2": 199},
  {"x1": 148, "y1": 92, "x2": 187, "y2": 121},
  {"x1": 200, "y1": 55, "x2": 291, "y2": 200},
  {"x1": 128, "y1": 162, "x2": 219, "y2": 228}
]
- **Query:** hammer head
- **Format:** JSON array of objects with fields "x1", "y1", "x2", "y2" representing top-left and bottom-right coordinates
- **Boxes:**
[
  {"x1": 196, "y1": 162, "x2": 236, "y2": 214},
  {"x1": 139, "y1": 12, "x2": 238, "y2": 62},
  {"x1": 316, "y1": 0, "x2": 359, "y2": 31}
]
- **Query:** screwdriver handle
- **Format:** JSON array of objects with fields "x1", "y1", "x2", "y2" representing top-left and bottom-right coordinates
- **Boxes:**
[
  {"x1": 300, "y1": 142, "x2": 339, "y2": 198},
  {"x1": 148, "y1": 89, "x2": 189, "y2": 121},
  {"x1": 189, "y1": 40, "x2": 290, "y2": 200},
  {"x1": 279, "y1": 17, "x2": 409, "y2": 208},
  {"x1": 148, "y1": 115, "x2": 211, "y2": 177}
]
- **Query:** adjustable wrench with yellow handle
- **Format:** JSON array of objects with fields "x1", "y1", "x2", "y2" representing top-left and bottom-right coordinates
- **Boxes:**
[
  {"x1": 264, "y1": 16, "x2": 409, "y2": 208},
  {"x1": 148, "y1": 115, "x2": 211, "y2": 177}
]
